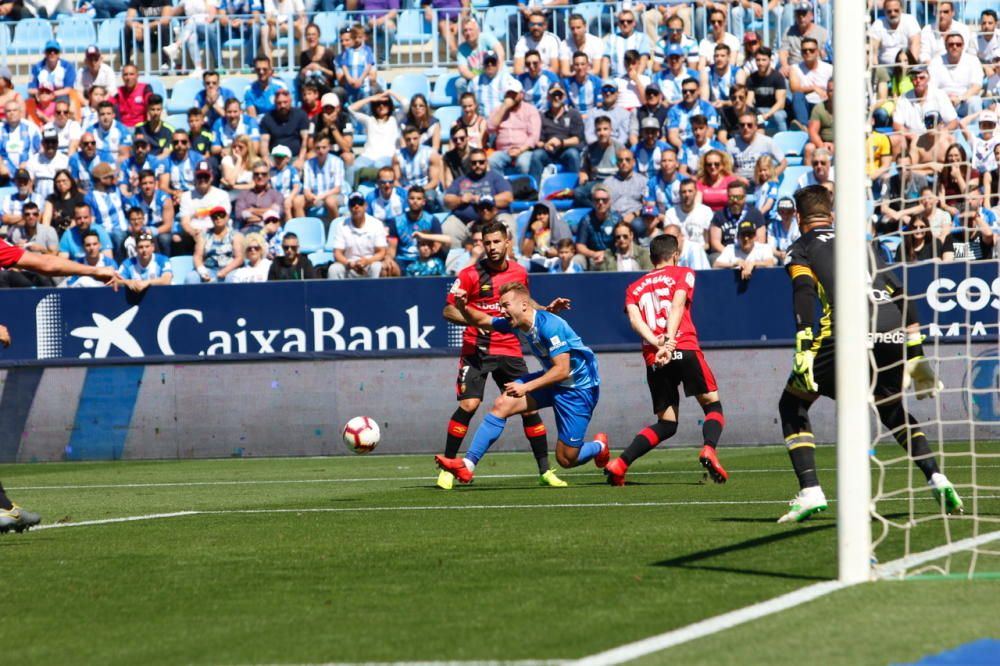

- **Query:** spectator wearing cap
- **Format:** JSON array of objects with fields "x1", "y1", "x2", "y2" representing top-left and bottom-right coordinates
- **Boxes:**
[
  {"x1": 527, "y1": 82, "x2": 585, "y2": 184},
  {"x1": 86, "y1": 161, "x2": 131, "y2": 259},
  {"x1": 135, "y1": 94, "x2": 176, "y2": 158},
  {"x1": 260, "y1": 89, "x2": 310, "y2": 175},
  {"x1": 768, "y1": 196, "x2": 801, "y2": 263},
  {"x1": 919, "y1": 1, "x2": 971, "y2": 64},
  {"x1": 928, "y1": 31, "x2": 984, "y2": 117},
  {"x1": 25, "y1": 128, "x2": 69, "y2": 200},
  {"x1": 746, "y1": 46, "x2": 788, "y2": 134},
  {"x1": 393, "y1": 127, "x2": 444, "y2": 212},
  {"x1": 109, "y1": 64, "x2": 152, "y2": 129},
  {"x1": 574, "y1": 184, "x2": 622, "y2": 271},
  {"x1": 697, "y1": 7, "x2": 741, "y2": 70},
  {"x1": 42, "y1": 97, "x2": 83, "y2": 157},
  {"x1": 682, "y1": 113, "x2": 725, "y2": 174},
  {"x1": 739, "y1": 32, "x2": 763, "y2": 77},
  {"x1": 335, "y1": 24, "x2": 376, "y2": 104},
  {"x1": 0, "y1": 68, "x2": 22, "y2": 124},
  {"x1": 976, "y1": 10, "x2": 1000, "y2": 65},
  {"x1": 29, "y1": 41, "x2": 77, "y2": 100},
  {"x1": 513, "y1": 11, "x2": 561, "y2": 76},
  {"x1": 709, "y1": 179, "x2": 766, "y2": 260},
  {"x1": 468, "y1": 50, "x2": 519, "y2": 118},
  {"x1": 310, "y1": 93, "x2": 354, "y2": 168},
  {"x1": 159, "y1": 129, "x2": 204, "y2": 199},
  {"x1": 0, "y1": 100, "x2": 41, "y2": 184},
  {"x1": 560, "y1": 13, "x2": 605, "y2": 76},
  {"x1": 563, "y1": 51, "x2": 602, "y2": 119},
  {"x1": 646, "y1": 147, "x2": 686, "y2": 213},
  {"x1": 779, "y1": 2, "x2": 828, "y2": 77},
  {"x1": 235, "y1": 159, "x2": 284, "y2": 232},
  {"x1": 614, "y1": 49, "x2": 651, "y2": 111},
  {"x1": 892, "y1": 65, "x2": 958, "y2": 153},
  {"x1": 442, "y1": 150, "x2": 515, "y2": 248},
  {"x1": 583, "y1": 80, "x2": 634, "y2": 145},
  {"x1": 789, "y1": 37, "x2": 833, "y2": 128},
  {"x1": 457, "y1": 18, "x2": 506, "y2": 88},
  {"x1": 328, "y1": 192, "x2": 388, "y2": 279},
  {"x1": 603, "y1": 148, "x2": 648, "y2": 235},
  {"x1": 383, "y1": 185, "x2": 450, "y2": 277},
  {"x1": 119, "y1": 135, "x2": 163, "y2": 197},
  {"x1": 575, "y1": 115, "x2": 625, "y2": 207},
  {"x1": 868, "y1": 0, "x2": 921, "y2": 74},
  {"x1": 302, "y1": 133, "x2": 345, "y2": 219},
  {"x1": 667, "y1": 78, "x2": 720, "y2": 150},
  {"x1": 602, "y1": 9, "x2": 651, "y2": 80},
  {"x1": 632, "y1": 116, "x2": 671, "y2": 177},
  {"x1": 518, "y1": 49, "x2": 561, "y2": 112},
  {"x1": 187, "y1": 206, "x2": 245, "y2": 283},
  {"x1": 346, "y1": 90, "x2": 405, "y2": 187},
  {"x1": 1, "y1": 169, "x2": 45, "y2": 226},
  {"x1": 702, "y1": 43, "x2": 740, "y2": 112},
  {"x1": 964, "y1": 111, "x2": 998, "y2": 193},
  {"x1": 119, "y1": 230, "x2": 173, "y2": 289},
  {"x1": 654, "y1": 44, "x2": 699, "y2": 107},
  {"x1": 486, "y1": 79, "x2": 541, "y2": 177},
  {"x1": 727, "y1": 111, "x2": 785, "y2": 185},
  {"x1": 128, "y1": 169, "x2": 175, "y2": 255},
  {"x1": 243, "y1": 56, "x2": 288, "y2": 118},
  {"x1": 651, "y1": 14, "x2": 697, "y2": 71},
  {"x1": 87, "y1": 101, "x2": 134, "y2": 163},
  {"x1": 269, "y1": 144, "x2": 304, "y2": 220},
  {"x1": 212, "y1": 98, "x2": 261, "y2": 157},
  {"x1": 78, "y1": 46, "x2": 118, "y2": 98},
  {"x1": 712, "y1": 218, "x2": 775, "y2": 278},
  {"x1": 727, "y1": 4, "x2": 773, "y2": 52},
  {"x1": 68, "y1": 131, "x2": 113, "y2": 193},
  {"x1": 179, "y1": 160, "x2": 230, "y2": 237}
]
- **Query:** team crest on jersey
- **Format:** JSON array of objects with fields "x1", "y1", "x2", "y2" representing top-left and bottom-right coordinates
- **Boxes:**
[{"x1": 480, "y1": 284, "x2": 492, "y2": 293}]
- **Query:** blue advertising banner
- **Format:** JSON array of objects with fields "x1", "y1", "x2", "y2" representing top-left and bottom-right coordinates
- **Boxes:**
[{"x1": 0, "y1": 262, "x2": 996, "y2": 366}]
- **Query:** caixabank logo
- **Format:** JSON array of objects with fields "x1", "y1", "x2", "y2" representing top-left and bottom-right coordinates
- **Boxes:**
[{"x1": 34, "y1": 294, "x2": 438, "y2": 360}]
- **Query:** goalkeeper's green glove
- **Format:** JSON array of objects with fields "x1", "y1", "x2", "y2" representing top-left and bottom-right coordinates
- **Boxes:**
[
  {"x1": 903, "y1": 333, "x2": 943, "y2": 400},
  {"x1": 792, "y1": 329, "x2": 819, "y2": 393}
]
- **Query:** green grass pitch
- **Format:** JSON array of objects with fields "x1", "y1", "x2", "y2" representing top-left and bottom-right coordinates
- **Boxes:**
[{"x1": 1, "y1": 443, "x2": 997, "y2": 666}]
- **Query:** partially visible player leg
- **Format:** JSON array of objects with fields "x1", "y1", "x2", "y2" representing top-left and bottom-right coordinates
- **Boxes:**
[
  {"x1": 434, "y1": 392, "x2": 533, "y2": 484},
  {"x1": 550, "y1": 385, "x2": 606, "y2": 469},
  {"x1": 777, "y1": 386, "x2": 828, "y2": 523},
  {"x1": 496, "y1": 356, "x2": 565, "y2": 486},
  {"x1": 437, "y1": 355, "x2": 491, "y2": 490},
  {"x1": 607, "y1": 362, "x2": 681, "y2": 485},
  {"x1": 0, "y1": 480, "x2": 41, "y2": 534},
  {"x1": 697, "y1": 396, "x2": 728, "y2": 483}
]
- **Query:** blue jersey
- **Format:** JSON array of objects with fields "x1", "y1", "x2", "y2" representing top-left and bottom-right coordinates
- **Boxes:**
[
  {"x1": 493, "y1": 310, "x2": 600, "y2": 390},
  {"x1": 119, "y1": 253, "x2": 173, "y2": 280}
]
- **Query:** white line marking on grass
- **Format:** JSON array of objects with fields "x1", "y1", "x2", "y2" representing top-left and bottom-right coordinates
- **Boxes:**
[
  {"x1": 875, "y1": 528, "x2": 1000, "y2": 579},
  {"x1": 261, "y1": 661, "x2": 568, "y2": 666},
  {"x1": 34, "y1": 511, "x2": 198, "y2": 530}
]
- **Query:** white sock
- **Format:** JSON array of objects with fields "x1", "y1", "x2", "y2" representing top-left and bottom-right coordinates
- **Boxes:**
[{"x1": 464, "y1": 458, "x2": 475, "y2": 472}]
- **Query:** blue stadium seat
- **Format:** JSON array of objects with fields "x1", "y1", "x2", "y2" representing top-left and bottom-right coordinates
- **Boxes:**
[
  {"x1": 395, "y1": 9, "x2": 431, "y2": 45},
  {"x1": 428, "y1": 72, "x2": 461, "y2": 108},
  {"x1": 539, "y1": 172, "x2": 578, "y2": 211},
  {"x1": 514, "y1": 210, "x2": 531, "y2": 249},
  {"x1": 11, "y1": 19, "x2": 53, "y2": 55},
  {"x1": 0, "y1": 25, "x2": 9, "y2": 55},
  {"x1": 433, "y1": 106, "x2": 462, "y2": 141},
  {"x1": 221, "y1": 76, "x2": 252, "y2": 100},
  {"x1": 165, "y1": 113, "x2": 189, "y2": 131},
  {"x1": 773, "y1": 131, "x2": 809, "y2": 166},
  {"x1": 285, "y1": 217, "x2": 326, "y2": 254},
  {"x1": 140, "y1": 76, "x2": 168, "y2": 102},
  {"x1": 777, "y1": 165, "x2": 812, "y2": 198},
  {"x1": 167, "y1": 78, "x2": 204, "y2": 114},
  {"x1": 276, "y1": 73, "x2": 299, "y2": 104},
  {"x1": 562, "y1": 207, "x2": 591, "y2": 234},
  {"x1": 313, "y1": 11, "x2": 347, "y2": 46},
  {"x1": 482, "y1": 6, "x2": 517, "y2": 39},
  {"x1": 57, "y1": 16, "x2": 97, "y2": 53},
  {"x1": 308, "y1": 250, "x2": 333, "y2": 266},
  {"x1": 389, "y1": 73, "x2": 431, "y2": 102},
  {"x1": 96, "y1": 17, "x2": 125, "y2": 55},
  {"x1": 170, "y1": 255, "x2": 194, "y2": 284}
]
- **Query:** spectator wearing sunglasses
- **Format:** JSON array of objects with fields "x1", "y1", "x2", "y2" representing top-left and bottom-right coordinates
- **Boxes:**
[
  {"x1": 602, "y1": 9, "x2": 651, "y2": 80},
  {"x1": 527, "y1": 82, "x2": 584, "y2": 184},
  {"x1": 513, "y1": 11, "x2": 561, "y2": 76},
  {"x1": 235, "y1": 159, "x2": 284, "y2": 233}
]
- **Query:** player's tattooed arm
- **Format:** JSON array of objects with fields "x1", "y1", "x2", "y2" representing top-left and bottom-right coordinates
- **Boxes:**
[
  {"x1": 0, "y1": 324, "x2": 10, "y2": 348},
  {"x1": 448, "y1": 288, "x2": 496, "y2": 329},
  {"x1": 541, "y1": 297, "x2": 572, "y2": 313}
]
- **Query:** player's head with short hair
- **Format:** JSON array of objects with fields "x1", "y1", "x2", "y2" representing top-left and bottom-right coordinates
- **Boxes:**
[
  {"x1": 650, "y1": 234, "x2": 679, "y2": 267},
  {"x1": 480, "y1": 220, "x2": 508, "y2": 240},
  {"x1": 498, "y1": 281, "x2": 533, "y2": 324},
  {"x1": 794, "y1": 184, "x2": 833, "y2": 229}
]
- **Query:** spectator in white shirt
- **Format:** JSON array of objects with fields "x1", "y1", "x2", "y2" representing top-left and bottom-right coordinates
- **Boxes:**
[
  {"x1": 664, "y1": 178, "x2": 713, "y2": 251},
  {"x1": 698, "y1": 7, "x2": 741, "y2": 70},
  {"x1": 329, "y1": 192, "x2": 387, "y2": 279},
  {"x1": 77, "y1": 46, "x2": 118, "y2": 97},
  {"x1": 712, "y1": 219, "x2": 775, "y2": 279},
  {"x1": 929, "y1": 31, "x2": 984, "y2": 117},
  {"x1": 513, "y1": 11, "x2": 561, "y2": 76},
  {"x1": 559, "y1": 13, "x2": 604, "y2": 76},
  {"x1": 975, "y1": 9, "x2": 1000, "y2": 65},
  {"x1": 893, "y1": 65, "x2": 959, "y2": 151},
  {"x1": 662, "y1": 222, "x2": 710, "y2": 271},
  {"x1": 919, "y1": 1, "x2": 971, "y2": 64},
  {"x1": 868, "y1": 0, "x2": 921, "y2": 71}
]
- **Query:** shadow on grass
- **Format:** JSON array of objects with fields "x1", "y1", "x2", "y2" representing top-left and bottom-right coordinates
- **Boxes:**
[{"x1": 652, "y1": 522, "x2": 836, "y2": 581}]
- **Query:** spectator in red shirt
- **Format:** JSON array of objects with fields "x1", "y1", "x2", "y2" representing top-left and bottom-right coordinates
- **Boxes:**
[
  {"x1": 110, "y1": 64, "x2": 151, "y2": 128},
  {"x1": 695, "y1": 149, "x2": 738, "y2": 212}
]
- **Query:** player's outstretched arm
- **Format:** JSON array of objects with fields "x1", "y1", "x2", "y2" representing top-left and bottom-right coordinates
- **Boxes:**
[
  {"x1": 543, "y1": 297, "x2": 572, "y2": 313},
  {"x1": 447, "y1": 287, "x2": 496, "y2": 330},
  {"x1": 0, "y1": 324, "x2": 10, "y2": 348},
  {"x1": 504, "y1": 353, "x2": 571, "y2": 397},
  {"x1": 16, "y1": 252, "x2": 121, "y2": 289}
]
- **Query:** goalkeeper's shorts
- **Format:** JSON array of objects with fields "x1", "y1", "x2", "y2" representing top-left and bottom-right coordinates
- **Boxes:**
[{"x1": 788, "y1": 336, "x2": 904, "y2": 400}]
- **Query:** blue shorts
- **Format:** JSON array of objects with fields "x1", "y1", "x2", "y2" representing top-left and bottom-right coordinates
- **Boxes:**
[{"x1": 519, "y1": 371, "x2": 600, "y2": 446}]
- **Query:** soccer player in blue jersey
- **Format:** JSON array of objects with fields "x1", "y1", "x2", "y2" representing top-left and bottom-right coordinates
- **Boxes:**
[{"x1": 436, "y1": 281, "x2": 608, "y2": 483}]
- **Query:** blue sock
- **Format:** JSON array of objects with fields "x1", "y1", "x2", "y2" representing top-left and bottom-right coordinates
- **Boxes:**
[
  {"x1": 575, "y1": 439, "x2": 603, "y2": 466},
  {"x1": 466, "y1": 414, "x2": 507, "y2": 465}
]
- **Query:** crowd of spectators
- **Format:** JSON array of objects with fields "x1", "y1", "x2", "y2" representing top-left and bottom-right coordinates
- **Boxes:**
[{"x1": 0, "y1": 0, "x2": 997, "y2": 289}]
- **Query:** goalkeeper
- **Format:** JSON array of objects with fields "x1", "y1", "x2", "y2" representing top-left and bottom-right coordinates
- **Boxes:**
[{"x1": 776, "y1": 185, "x2": 963, "y2": 524}]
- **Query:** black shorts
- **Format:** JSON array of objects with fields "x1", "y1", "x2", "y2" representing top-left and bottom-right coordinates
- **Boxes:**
[
  {"x1": 797, "y1": 336, "x2": 904, "y2": 400},
  {"x1": 646, "y1": 349, "x2": 718, "y2": 414},
  {"x1": 455, "y1": 354, "x2": 529, "y2": 400}
]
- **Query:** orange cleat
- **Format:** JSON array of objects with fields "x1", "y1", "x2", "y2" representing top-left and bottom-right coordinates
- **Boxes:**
[
  {"x1": 434, "y1": 455, "x2": 474, "y2": 484},
  {"x1": 604, "y1": 457, "x2": 627, "y2": 486},
  {"x1": 593, "y1": 433, "x2": 610, "y2": 468},
  {"x1": 699, "y1": 445, "x2": 728, "y2": 483}
]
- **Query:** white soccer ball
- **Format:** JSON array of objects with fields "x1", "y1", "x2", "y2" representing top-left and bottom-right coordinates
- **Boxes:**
[{"x1": 342, "y1": 416, "x2": 380, "y2": 454}]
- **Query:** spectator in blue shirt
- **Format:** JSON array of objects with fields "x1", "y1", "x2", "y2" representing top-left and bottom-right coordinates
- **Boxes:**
[
  {"x1": 574, "y1": 184, "x2": 622, "y2": 270},
  {"x1": 29, "y1": 41, "x2": 77, "y2": 98},
  {"x1": 196, "y1": 70, "x2": 237, "y2": 126},
  {"x1": 58, "y1": 202, "x2": 114, "y2": 261},
  {"x1": 243, "y1": 55, "x2": 288, "y2": 117},
  {"x1": 384, "y1": 185, "x2": 449, "y2": 276}
]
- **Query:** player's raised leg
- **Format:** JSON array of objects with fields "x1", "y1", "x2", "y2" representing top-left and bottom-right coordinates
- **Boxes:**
[{"x1": 0, "y1": 481, "x2": 41, "y2": 534}]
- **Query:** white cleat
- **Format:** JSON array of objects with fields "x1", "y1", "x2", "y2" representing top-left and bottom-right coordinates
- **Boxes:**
[{"x1": 777, "y1": 486, "x2": 828, "y2": 524}]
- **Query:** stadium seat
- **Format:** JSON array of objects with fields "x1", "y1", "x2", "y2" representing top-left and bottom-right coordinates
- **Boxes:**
[
  {"x1": 428, "y1": 72, "x2": 461, "y2": 108},
  {"x1": 96, "y1": 17, "x2": 124, "y2": 55},
  {"x1": 0, "y1": 25, "x2": 9, "y2": 54},
  {"x1": 963, "y1": 0, "x2": 994, "y2": 21},
  {"x1": 14, "y1": 83, "x2": 28, "y2": 100},
  {"x1": 562, "y1": 207, "x2": 591, "y2": 234},
  {"x1": 165, "y1": 113, "x2": 189, "y2": 131},
  {"x1": 773, "y1": 131, "x2": 809, "y2": 166},
  {"x1": 10, "y1": 18, "x2": 52, "y2": 55},
  {"x1": 308, "y1": 250, "x2": 333, "y2": 266},
  {"x1": 312, "y1": 11, "x2": 347, "y2": 46},
  {"x1": 285, "y1": 217, "x2": 326, "y2": 254},
  {"x1": 482, "y1": 6, "x2": 518, "y2": 40},
  {"x1": 433, "y1": 106, "x2": 462, "y2": 141},
  {"x1": 140, "y1": 76, "x2": 168, "y2": 102},
  {"x1": 389, "y1": 73, "x2": 431, "y2": 102},
  {"x1": 56, "y1": 16, "x2": 96, "y2": 53},
  {"x1": 575, "y1": 2, "x2": 607, "y2": 31},
  {"x1": 395, "y1": 9, "x2": 431, "y2": 45},
  {"x1": 167, "y1": 78, "x2": 203, "y2": 114},
  {"x1": 508, "y1": 175, "x2": 538, "y2": 213},
  {"x1": 514, "y1": 210, "x2": 531, "y2": 247},
  {"x1": 221, "y1": 76, "x2": 252, "y2": 99},
  {"x1": 276, "y1": 73, "x2": 299, "y2": 104},
  {"x1": 169, "y1": 255, "x2": 195, "y2": 284},
  {"x1": 777, "y1": 165, "x2": 813, "y2": 198},
  {"x1": 538, "y1": 172, "x2": 578, "y2": 211}
]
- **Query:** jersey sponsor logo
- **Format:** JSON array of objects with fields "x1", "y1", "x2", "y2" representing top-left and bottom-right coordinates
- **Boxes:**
[
  {"x1": 868, "y1": 330, "x2": 906, "y2": 345},
  {"x1": 549, "y1": 335, "x2": 562, "y2": 347}
]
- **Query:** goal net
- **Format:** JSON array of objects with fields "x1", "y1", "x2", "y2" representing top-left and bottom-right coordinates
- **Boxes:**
[{"x1": 855, "y1": 4, "x2": 1000, "y2": 580}]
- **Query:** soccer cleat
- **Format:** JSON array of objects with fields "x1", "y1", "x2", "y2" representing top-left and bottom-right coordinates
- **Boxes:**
[
  {"x1": 434, "y1": 455, "x2": 473, "y2": 484},
  {"x1": 699, "y1": 445, "x2": 729, "y2": 484},
  {"x1": 0, "y1": 504, "x2": 41, "y2": 534},
  {"x1": 929, "y1": 473, "x2": 964, "y2": 515},
  {"x1": 436, "y1": 469, "x2": 454, "y2": 490},
  {"x1": 539, "y1": 469, "x2": 568, "y2": 487},
  {"x1": 777, "y1": 487, "x2": 828, "y2": 524},
  {"x1": 593, "y1": 433, "x2": 610, "y2": 468},
  {"x1": 604, "y1": 457, "x2": 627, "y2": 486}
]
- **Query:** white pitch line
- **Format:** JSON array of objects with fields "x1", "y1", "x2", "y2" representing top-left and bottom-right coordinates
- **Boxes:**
[
  {"x1": 33, "y1": 511, "x2": 198, "y2": 531},
  {"x1": 875, "y1": 528, "x2": 1000, "y2": 579},
  {"x1": 257, "y1": 662, "x2": 568, "y2": 666}
]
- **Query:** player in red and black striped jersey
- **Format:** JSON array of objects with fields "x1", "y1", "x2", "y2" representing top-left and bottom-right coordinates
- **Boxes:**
[
  {"x1": 438, "y1": 221, "x2": 569, "y2": 489},
  {"x1": 0, "y1": 238, "x2": 119, "y2": 533},
  {"x1": 604, "y1": 234, "x2": 729, "y2": 487}
]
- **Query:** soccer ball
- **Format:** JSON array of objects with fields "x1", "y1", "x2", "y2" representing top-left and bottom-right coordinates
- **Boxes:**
[{"x1": 342, "y1": 416, "x2": 380, "y2": 454}]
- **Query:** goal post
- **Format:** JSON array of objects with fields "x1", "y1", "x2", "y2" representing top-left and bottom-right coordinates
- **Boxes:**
[{"x1": 833, "y1": 0, "x2": 873, "y2": 584}]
